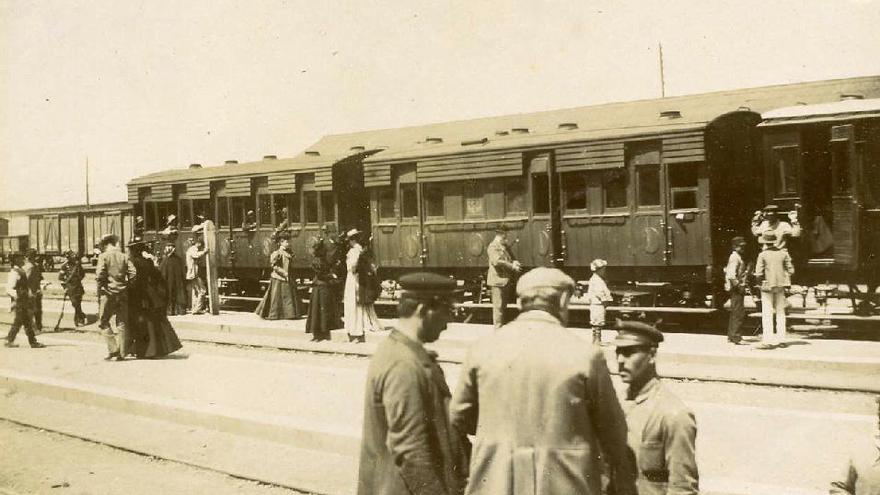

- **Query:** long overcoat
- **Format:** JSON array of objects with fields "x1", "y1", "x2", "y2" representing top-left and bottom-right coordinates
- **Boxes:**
[
  {"x1": 358, "y1": 330, "x2": 468, "y2": 495},
  {"x1": 159, "y1": 250, "x2": 187, "y2": 313},
  {"x1": 450, "y1": 310, "x2": 638, "y2": 495}
]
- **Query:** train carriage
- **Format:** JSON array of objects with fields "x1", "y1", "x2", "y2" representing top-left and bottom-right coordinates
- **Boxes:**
[{"x1": 126, "y1": 75, "x2": 880, "y2": 310}]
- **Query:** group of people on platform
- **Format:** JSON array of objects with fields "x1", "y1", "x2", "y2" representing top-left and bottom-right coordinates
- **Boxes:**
[
  {"x1": 358, "y1": 268, "x2": 699, "y2": 495},
  {"x1": 254, "y1": 227, "x2": 381, "y2": 343}
]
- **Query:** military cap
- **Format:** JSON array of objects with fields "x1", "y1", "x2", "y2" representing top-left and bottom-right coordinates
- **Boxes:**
[
  {"x1": 399, "y1": 272, "x2": 459, "y2": 302},
  {"x1": 731, "y1": 236, "x2": 747, "y2": 247},
  {"x1": 614, "y1": 320, "x2": 664, "y2": 348},
  {"x1": 516, "y1": 267, "x2": 575, "y2": 298}
]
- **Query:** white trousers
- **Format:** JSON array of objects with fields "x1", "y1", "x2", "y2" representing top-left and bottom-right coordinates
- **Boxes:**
[{"x1": 760, "y1": 288, "x2": 787, "y2": 343}]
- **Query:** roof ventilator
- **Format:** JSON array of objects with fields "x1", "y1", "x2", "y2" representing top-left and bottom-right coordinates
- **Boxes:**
[
  {"x1": 659, "y1": 110, "x2": 682, "y2": 120},
  {"x1": 189, "y1": 163, "x2": 202, "y2": 169},
  {"x1": 461, "y1": 137, "x2": 489, "y2": 146},
  {"x1": 224, "y1": 160, "x2": 238, "y2": 165},
  {"x1": 263, "y1": 155, "x2": 277, "y2": 160},
  {"x1": 425, "y1": 137, "x2": 443, "y2": 144},
  {"x1": 350, "y1": 146, "x2": 366, "y2": 151},
  {"x1": 840, "y1": 94, "x2": 864, "y2": 101},
  {"x1": 305, "y1": 151, "x2": 321, "y2": 156},
  {"x1": 737, "y1": 106, "x2": 751, "y2": 112},
  {"x1": 511, "y1": 127, "x2": 530, "y2": 134},
  {"x1": 495, "y1": 130, "x2": 509, "y2": 136},
  {"x1": 558, "y1": 122, "x2": 578, "y2": 130}
]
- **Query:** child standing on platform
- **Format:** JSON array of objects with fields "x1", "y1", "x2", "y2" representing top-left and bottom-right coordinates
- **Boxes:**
[{"x1": 586, "y1": 259, "x2": 613, "y2": 344}]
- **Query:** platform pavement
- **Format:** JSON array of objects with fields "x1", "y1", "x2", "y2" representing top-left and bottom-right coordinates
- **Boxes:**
[
  {"x1": 2, "y1": 332, "x2": 873, "y2": 495},
  {"x1": 4, "y1": 298, "x2": 880, "y2": 392}
]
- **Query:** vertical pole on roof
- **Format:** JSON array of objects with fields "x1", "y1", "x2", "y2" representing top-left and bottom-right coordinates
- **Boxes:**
[
  {"x1": 85, "y1": 155, "x2": 91, "y2": 209},
  {"x1": 659, "y1": 42, "x2": 666, "y2": 98}
]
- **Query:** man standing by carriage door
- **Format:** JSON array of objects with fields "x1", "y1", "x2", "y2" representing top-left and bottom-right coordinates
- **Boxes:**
[
  {"x1": 725, "y1": 237, "x2": 748, "y2": 345},
  {"x1": 23, "y1": 249, "x2": 43, "y2": 332},
  {"x1": 486, "y1": 227, "x2": 521, "y2": 329}
]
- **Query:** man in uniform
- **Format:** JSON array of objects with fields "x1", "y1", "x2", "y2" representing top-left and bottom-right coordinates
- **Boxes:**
[
  {"x1": 451, "y1": 267, "x2": 637, "y2": 495},
  {"x1": 615, "y1": 321, "x2": 699, "y2": 494},
  {"x1": 4, "y1": 254, "x2": 45, "y2": 348},
  {"x1": 96, "y1": 234, "x2": 136, "y2": 361},
  {"x1": 358, "y1": 272, "x2": 468, "y2": 495},
  {"x1": 59, "y1": 250, "x2": 87, "y2": 326},
  {"x1": 486, "y1": 227, "x2": 521, "y2": 328},
  {"x1": 22, "y1": 249, "x2": 44, "y2": 332}
]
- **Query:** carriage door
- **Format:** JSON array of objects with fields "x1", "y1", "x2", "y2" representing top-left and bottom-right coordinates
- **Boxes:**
[
  {"x1": 522, "y1": 152, "x2": 558, "y2": 267},
  {"x1": 629, "y1": 141, "x2": 668, "y2": 266},
  {"x1": 829, "y1": 124, "x2": 860, "y2": 269}
]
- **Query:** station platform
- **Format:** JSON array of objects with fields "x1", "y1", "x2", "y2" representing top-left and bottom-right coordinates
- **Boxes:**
[{"x1": 2, "y1": 298, "x2": 879, "y2": 393}]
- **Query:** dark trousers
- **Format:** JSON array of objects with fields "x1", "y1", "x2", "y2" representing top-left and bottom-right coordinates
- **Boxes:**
[
  {"x1": 6, "y1": 298, "x2": 37, "y2": 345},
  {"x1": 70, "y1": 292, "x2": 85, "y2": 325},
  {"x1": 32, "y1": 293, "x2": 43, "y2": 329},
  {"x1": 727, "y1": 289, "x2": 745, "y2": 342}
]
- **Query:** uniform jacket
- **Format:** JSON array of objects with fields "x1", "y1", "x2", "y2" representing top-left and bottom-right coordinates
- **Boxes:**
[
  {"x1": 450, "y1": 310, "x2": 637, "y2": 495},
  {"x1": 96, "y1": 246, "x2": 136, "y2": 295},
  {"x1": 59, "y1": 259, "x2": 85, "y2": 297},
  {"x1": 624, "y1": 378, "x2": 699, "y2": 495},
  {"x1": 486, "y1": 238, "x2": 517, "y2": 288},
  {"x1": 358, "y1": 330, "x2": 468, "y2": 495},
  {"x1": 22, "y1": 260, "x2": 43, "y2": 296},
  {"x1": 754, "y1": 248, "x2": 794, "y2": 291}
]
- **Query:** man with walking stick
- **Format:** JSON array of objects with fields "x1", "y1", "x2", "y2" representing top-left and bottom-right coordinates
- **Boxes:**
[{"x1": 59, "y1": 250, "x2": 86, "y2": 328}]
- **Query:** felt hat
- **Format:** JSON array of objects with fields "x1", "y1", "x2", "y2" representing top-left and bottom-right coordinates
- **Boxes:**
[
  {"x1": 346, "y1": 228, "x2": 361, "y2": 239},
  {"x1": 399, "y1": 272, "x2": 460, "y2": 303},
  {"x1": 515, "y1": 267, "x2": 576, "y2": 299}
]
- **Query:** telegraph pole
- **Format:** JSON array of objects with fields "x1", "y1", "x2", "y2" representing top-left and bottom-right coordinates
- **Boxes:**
[{"x1": 659, "y1": 42, "x2": 666, "y2": 98}]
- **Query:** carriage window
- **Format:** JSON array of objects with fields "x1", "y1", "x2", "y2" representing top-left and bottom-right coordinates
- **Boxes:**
[
  {"x1": 144, "y1": 202, "x2": 157, "y2": 230},
  {"x1": 156, "y1": 202, "x2": 175, "y2": 228},
  {"x1": 562, "y1": 172, "x2": 587, "y2": 211},
  {"x1": 465, "y1": 181, "x2": 485, "y2": 218},
  {"x1": 637, "y1": 165, "x2": 661, "y2": 207},
  {"x1": 230, "y1": 197, "x2": 248, "y2": 228},
  {"x1": 320, "y1": 191, "x2": 335, "y2": 222},
  {"x1": 377, "y1": 186, "x2": 396, "y2": 220},
  {"x1": 669, "y1": 162, "x2": 700, "y2": 209},
  {"x1": 258, "y1": 194, "x2": 273, "y2": 227},
  {"x1": 178, "y1": 200, "x2": 191, "y2": 228},
  {"x1": 831, "y1": 142, "x2": 852, "y2": 195},
  {"x1": 424, "y1": 184, "x2": 445, "y2": 217},
  {"x1": 304, "y1": 191, "x2": 318, "y2": 223},
  {"x1": 273, "y1": 193, "x2": 291, "y2": 226},
  {"x1": 216, "y1": 198, "x2": 229, "y2": 227},
  {"x1": 532, "y1": 173, "x2": 550, "y2": 215},
  {"x1": 289, "y1": 193, "x2": 301, "y2": 224},
  {"x1": 399, "y1": 183, "x2": 418, "y2": 219},
  {"x1": 603, "y1": 169, "x2": 628, "y2": 210},
  {"x1": 192, "y1": 199, "x2": 209, "y2": 224},
  {"x1": 505, "y1": 177, "x2": 526, "y2": 216},
  {"x1": 773, "y1": 146, "x2": 799, "y2": 196}
]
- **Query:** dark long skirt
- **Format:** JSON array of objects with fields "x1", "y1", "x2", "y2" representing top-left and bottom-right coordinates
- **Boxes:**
[
  {"x1": 130, "y1": 310, "x2": 183, "y2": 359},
  {"x1": 255, "y1": 278, "x2": 302, "y2": 320},
  {"x1": 305, "y1": 282, "x2": 342, "y2": 340}
]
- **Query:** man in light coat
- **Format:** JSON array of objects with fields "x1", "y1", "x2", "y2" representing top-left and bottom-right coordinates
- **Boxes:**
[
  {"x1": 96, "y1": 235, "x2": 137, "y2": 361},
  {"x1": 358, "y1": 272, "x2": 468, "y2": 495},
  {"x1": 615, "y1": 320, "x2": 699, "y2": 495},
  {"x1": 186, "y1": 237, "x2": 209, "y2": 314},
  {"x1": 450, "y1": 267, "x2": 637, "y2": 495},
  {"x1": 485, "y1": 227, "x2": 521, "y2": 328}
]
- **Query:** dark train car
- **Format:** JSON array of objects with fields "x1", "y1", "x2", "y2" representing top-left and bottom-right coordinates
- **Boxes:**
[
  {"x1": 758, "y1": 97, "x2": 880, "y2": 292},
  {"x1": 127, "y1": 153, "x2": 375, "y2": 291},
  {"x1": 0, "y1": 235, "x2": 29, "y2": 264}
]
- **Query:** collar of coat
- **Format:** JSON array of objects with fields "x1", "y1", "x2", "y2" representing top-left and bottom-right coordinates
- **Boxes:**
[
  {"x1": 628, "y1": 376, "x2": 661, "y2": 403},
  {"x1": 513, "y1": 309, "x2": 563, "y2": 326},
  {"x1": 388, "y1": 330, "x2": 439, "y2": 365}
]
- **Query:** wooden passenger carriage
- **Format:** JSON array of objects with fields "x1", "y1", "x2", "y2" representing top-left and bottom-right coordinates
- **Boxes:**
[{"x1": 126, "y1": 75, "x2": 880, "y2": 308}]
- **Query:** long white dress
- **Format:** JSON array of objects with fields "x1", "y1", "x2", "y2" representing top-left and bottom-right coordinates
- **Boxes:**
[{"x1": 344, "y1": 243, "x2": 381, "y2": 336}]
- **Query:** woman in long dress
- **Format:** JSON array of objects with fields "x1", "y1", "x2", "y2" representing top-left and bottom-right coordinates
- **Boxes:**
[
  {"x1": 127, "y1": 241, "x2": 183, "y2": 359},
  {"x1": 255, "y1": 235, "x2": 302, "y2": 320},
  {"x1": 343, "y1": 229, "x2": 381, "y2": 342},
  {"x1": 305, "y1": 239, "x2": 342, "y2": 341}
]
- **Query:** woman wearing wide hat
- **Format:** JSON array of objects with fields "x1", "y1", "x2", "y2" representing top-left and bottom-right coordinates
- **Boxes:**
[
  {"x1": 255, "y1": 233, "x2": 302, "y2": 320},
  {"x1": 343, "y1": 229, "x2": 381, "y2": 342},
  {"x1": 305, "y1": 238, "x2": 342, "y2": 341},
  {"x1": 126, "y1": 240, "x2": 183, "y2": 359}
]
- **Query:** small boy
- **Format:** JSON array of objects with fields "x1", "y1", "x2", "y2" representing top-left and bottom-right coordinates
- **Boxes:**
[
  {"x1": 754, "y1": 232, "x2": 794, "y2": 347},
  {"x1": 586, "y1": 259, "x2": 613, "y2": 344},
  {"x1": 724, "y1": 236, "x2": 748, "y2": 344}
]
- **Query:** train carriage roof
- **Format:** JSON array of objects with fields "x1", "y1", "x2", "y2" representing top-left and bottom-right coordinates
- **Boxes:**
[
  {"x1": 127, "y1": 75, "x2": 880, "y2": 188},
  {"x1": 759, "y1": 97, "x2": 880, "y2": 126}
]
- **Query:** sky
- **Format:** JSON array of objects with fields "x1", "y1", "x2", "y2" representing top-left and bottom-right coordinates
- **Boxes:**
[{"x1": 2, "y1": 0, "x2": 879, "y2": 213}]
